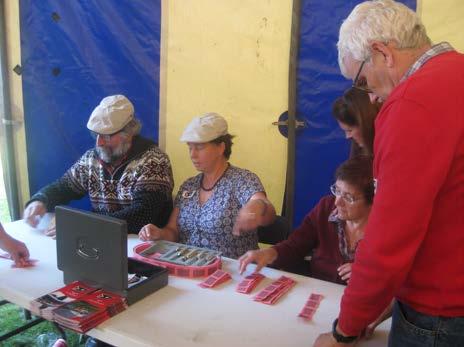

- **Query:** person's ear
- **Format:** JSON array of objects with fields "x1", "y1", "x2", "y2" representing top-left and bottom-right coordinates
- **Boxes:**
[{"x1": 370, "y1": 41, "x2": 394, "y2": 68}]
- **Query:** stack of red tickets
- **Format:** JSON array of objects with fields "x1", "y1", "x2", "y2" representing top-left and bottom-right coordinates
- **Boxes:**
[
  {"x1": 52, "y1": 289, "x2": 128, "y2": 333},
  {"x1": 30, "y1": 281, "x2": 97, "y2": 320},
  {"x1": 253, "y1": 276, "x2": 296, "y2": 305},
  {"x1": 298, "y1": 293, "x2": 324, "y2": 320},
  {"x1": 198, "y1": 269, "x2": 231, "y2": 288},
  {"x1": 236, "y1": 273, "x2": 265, "y2": 294}
]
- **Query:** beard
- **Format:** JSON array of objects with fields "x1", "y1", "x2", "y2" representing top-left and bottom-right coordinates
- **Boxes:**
[{"x1": 96, "y1": 141, "x2": 131, "y2": 164}]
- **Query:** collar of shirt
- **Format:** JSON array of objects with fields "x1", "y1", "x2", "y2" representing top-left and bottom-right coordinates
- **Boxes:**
[
  {"x1": 401, "y1": 42, "x2": 455, "y2": 82},
  {"x1": 329, "y1": 208, "x2": 358, "y2": 263}
]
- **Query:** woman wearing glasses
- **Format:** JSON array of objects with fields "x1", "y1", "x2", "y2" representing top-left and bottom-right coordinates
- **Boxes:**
[
  {"x1": 239, "y1": 155, "x2": 373, "y2": 285},
  {"x1": 332, "y1": 87, "x2": 380, "y2": 157}
]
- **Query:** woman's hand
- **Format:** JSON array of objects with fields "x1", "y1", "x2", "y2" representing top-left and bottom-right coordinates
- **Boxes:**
[
  {"x1": 139, "y1": 224, "x2": 163, "y2": 241},
  {"x1": 233, "y1": 198, "x2": 271, "y2": 236},
  {"x1": 238, "y1": 248, "x2": 278, "y2": 274},
  {"x1": 337, "y1": 263, "x2": 353, "y2": 282}
]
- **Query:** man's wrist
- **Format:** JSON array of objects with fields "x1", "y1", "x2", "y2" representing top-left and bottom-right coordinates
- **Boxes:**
[{"x1": 332, "y1": 318, "x2": 358, "y2": 343}]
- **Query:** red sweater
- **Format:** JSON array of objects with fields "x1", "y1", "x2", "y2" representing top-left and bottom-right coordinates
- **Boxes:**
[
  {"x1": 273, "y1": 195, "x2": 347, "y2": 285},
  {"x1": 338, "y1": 51, "x2": 464, "y2": 335}
]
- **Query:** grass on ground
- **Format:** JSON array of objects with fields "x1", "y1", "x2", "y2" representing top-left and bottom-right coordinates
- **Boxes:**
[{"x1": 0, "y1": 302, "x2": 83, "y2": 346}]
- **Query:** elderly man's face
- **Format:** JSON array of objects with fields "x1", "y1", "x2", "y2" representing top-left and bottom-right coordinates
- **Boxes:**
[
  {"x1": 345, "y1": 54, "x2": 394, "y2": 103},
  {"x1": 95, "y1": 132, "x2": 132, "y2": 163}
]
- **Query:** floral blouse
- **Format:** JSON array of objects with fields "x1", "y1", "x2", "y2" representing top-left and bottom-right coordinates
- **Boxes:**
[{"x1": 174, "y1": 165, "x2": 265, "y2": 258}]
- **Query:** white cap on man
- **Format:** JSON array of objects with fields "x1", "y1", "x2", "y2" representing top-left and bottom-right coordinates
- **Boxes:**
[
  {"x1": 87, "y1": 95, "x2": 134, "y2": 135},
  {"x1": 180, "y1": 112, "x2": 228, "y2": 143}
]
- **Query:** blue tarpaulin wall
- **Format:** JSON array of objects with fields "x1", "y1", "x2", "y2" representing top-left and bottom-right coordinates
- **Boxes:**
[
  {"x1": 19, "y1": 0, "x2": 161, "y2": 209},
  {"x1": 293, "y1": 0, "x2": 416, "y2": 226}
]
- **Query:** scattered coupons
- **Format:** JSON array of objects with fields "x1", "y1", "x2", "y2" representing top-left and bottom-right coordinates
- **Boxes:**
[
  {"x1": 11, "y1": 259, "x2": 38, "y2": 268},
  {"x1": 198, "y1": 269, "x2": 231, "y2": 288},
  {"x1": 236, "y1": 273, "x2": 265, "y2": 294},
  {"x1": 298, "y1": 293, "x2": 324, "y2": 320},
  {"x1": 1, "y1": 253, "x2": 38, "y2": 268},
  {"x1": 253, "y1": 276, "x2": 296, "y2": 305}
]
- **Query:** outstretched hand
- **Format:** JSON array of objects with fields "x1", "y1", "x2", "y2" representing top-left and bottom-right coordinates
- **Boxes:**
[
  {"x1": 238, "y1": 248, "x2": 278, "y2": 274},
  {"x1": 23, "y1": 201, "x2": 47, "y2": 227},
  {"x1": 139, "y1": 224, "x2": 163, "y2": 241}
]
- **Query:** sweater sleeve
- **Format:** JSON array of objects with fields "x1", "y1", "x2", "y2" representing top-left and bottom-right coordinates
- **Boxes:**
[
  {"x1": 26, "y1": 157, "x2": 89, "y2": 211},
  {"x1": 338, "y1": 98, "x2": 459, "y2": 335},
  {"x1": 272, "y1": 196, "x2": 333, "y2": 270}
]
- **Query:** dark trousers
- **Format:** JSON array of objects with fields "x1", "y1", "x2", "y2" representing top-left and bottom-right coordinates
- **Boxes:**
[{"x1": 389, "y1": 301, "x2": 464, "y2": 347}]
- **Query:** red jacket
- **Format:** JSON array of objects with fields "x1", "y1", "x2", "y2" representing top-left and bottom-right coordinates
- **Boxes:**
[
  {"x1": 273, "y1": 196, "x2": 348, "y2": 285},
  {"x1": 339, "y1": 51, "x2": 464, "y2": 335}
]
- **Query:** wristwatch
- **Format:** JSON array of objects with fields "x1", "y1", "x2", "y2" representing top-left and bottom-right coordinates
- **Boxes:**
[{"x1": 332, "y1": 319, "x2": 358, "y2": 343}]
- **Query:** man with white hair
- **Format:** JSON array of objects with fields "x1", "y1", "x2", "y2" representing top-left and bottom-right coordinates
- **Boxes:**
[
  {"x1": 23, "y1": 95, "x2": 174, "y2": 235},
  {"x1": 315, "y1": 1, "x2": 464, "y2": 346}
]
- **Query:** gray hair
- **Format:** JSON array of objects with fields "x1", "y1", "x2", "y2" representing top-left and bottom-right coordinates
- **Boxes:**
[
  {"x1": 121, "y1": 117, "x2": 142, "y2": 137},
  {"x1": 337, "y1": 0, "x2": 431, "y2": 77}
]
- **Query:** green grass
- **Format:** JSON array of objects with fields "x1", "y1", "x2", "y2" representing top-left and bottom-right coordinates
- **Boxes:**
[
  {"x1": 0, "y1": 302, "x2": 84, "y2": 346},
  {"x1": 0, "y1": 198, "x2": 10, "y2": 224}
]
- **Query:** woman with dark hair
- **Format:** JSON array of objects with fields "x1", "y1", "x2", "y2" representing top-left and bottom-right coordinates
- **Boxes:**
[
  {"x1": 332, "y1": 87, "x2": 381, "y2": 156},
  {"x1": 239, "y1": 155, "x2": 373, "y2": 285},
  {"x1": 139, "y1": 113, "x2": 276, "y2": 259}
]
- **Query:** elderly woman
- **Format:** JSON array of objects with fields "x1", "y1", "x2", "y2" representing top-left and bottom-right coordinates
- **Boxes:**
[
  {"x1": 139, "y1": 113, "x2": 276, "y2": 258},
  {"x1": 239, "y1": 155, "x2": 373, "y2": 284},
  {"x1": 332, "y1": 87, "x2": 380, "y2": 157}
]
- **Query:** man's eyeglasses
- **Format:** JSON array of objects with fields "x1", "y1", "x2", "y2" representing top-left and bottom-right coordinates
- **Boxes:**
[
  {"x1": 352, "y1": 60, "x2": 373, "y2": 93},
  {"x1": 330, "y1": 184, "x2": 363, "y2": 204},
  {"x1": 90, "y1": 131, "x2": 120, "y2": 143}
]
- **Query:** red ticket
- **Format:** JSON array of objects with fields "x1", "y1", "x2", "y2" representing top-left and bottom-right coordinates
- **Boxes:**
[
  {"x1": 254, "y1": 276, "x2": 296, "y2": 304},
  {"x1": 198, "y1": 269, "x2": 231, "y2": 288},
  {"x1": 298, "y1": 292, "x2": 324, "y2": 320},
  {"x1": 236, "y1": 273, "x2": 265, "y2": 294}
]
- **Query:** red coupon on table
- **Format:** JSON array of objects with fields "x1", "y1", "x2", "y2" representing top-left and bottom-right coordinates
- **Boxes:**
[
  {"x1": 198, "y1": 269, "x2": 231, "y2": 288},
  {"x1": 253, "y1": 276, "x2": 296, "y2": 305},
  {"x1": 298, "y1": 292, "x2": 324, "y2": 320}
]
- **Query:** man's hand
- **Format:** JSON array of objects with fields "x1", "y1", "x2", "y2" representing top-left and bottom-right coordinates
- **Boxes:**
[
  {"x1": 238, "y1": 248, "x2": 278, "y2": 274},
  {"x1": 44, "y1": 216, "x2": 56, "y2": 238},
  {"x1": 361, "y1": 300, "x2": 394, "y2": 339},
  {"x1": 337, "y1": 263, "x2": 353, "y2": 283},
  {"x1": 23, "y1": 201, "x2": 47, "y2": 227},
  {"x1": 139, "y1": 224, "x2": 163, "y2": 241},
  {"x1": 1, "y1": 234, "x2": 30, "y2": 267},
  {"x1": 313, "y1": 332, "x2": 357, "y2": 347}
]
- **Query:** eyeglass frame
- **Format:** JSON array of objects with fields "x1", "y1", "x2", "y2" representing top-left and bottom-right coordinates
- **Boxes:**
[
  {"x1": 352, "y1": 59, "x2": 373, "y2": 94},
  {"x1": 330, "y1": 183, "x2": 364, "y2": 204},
  {"x1": 90, "y1": 130, "x2": 124, "y2": 143}
]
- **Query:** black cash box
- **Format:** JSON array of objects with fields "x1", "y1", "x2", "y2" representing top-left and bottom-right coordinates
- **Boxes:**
[{"x1": 55, "y1": 206, "x2": 168, "y2": 305}]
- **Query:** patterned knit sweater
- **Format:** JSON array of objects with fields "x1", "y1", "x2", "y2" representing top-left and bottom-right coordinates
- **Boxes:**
[{"x1": 27, "y1": 136, "x2": 174, "y2": 233}]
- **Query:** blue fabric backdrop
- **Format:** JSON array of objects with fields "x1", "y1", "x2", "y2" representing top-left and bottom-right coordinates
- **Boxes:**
[
  {"x1": 20, "y1": 0, "x2": 161, "y2": 209},
  {"x1": 294, "y1": 0, "x2": 416, "y2": 226}
]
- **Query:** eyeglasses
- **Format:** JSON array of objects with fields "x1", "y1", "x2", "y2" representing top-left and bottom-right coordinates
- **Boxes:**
[
  {"x1": 90, "y1": 131, "x2": 121, "y2": 143},
  {"x1": 330, "y1": 184, "x2": 363, "y2": 204},
  {"x1": 352, "y1": 60, "x2": 373, "y2": 93}
]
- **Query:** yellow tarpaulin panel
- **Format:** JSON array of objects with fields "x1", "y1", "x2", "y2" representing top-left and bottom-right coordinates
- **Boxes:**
[
  {"x1": 418, "y1": 0, "x2": 464, "y2": 51},
  {"x1": 159, "y1": 0, "x2": 292, "y2": 213}
]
